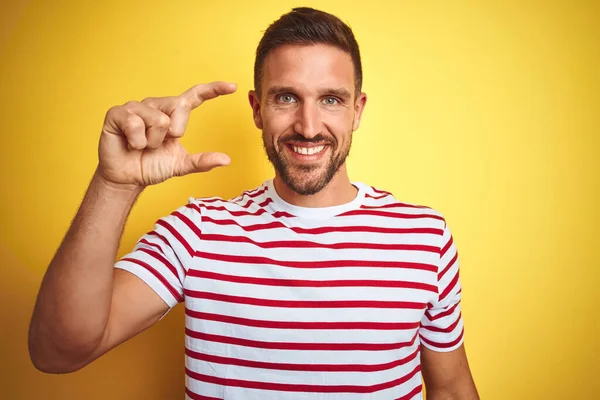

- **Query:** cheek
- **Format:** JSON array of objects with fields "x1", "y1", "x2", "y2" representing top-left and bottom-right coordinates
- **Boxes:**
[
  {"x1": 323, "y1": 112, "x2": 354, "y2": 141},
  {"x1": 263, "y1": 110, "x2": 295, "y2": 138}
]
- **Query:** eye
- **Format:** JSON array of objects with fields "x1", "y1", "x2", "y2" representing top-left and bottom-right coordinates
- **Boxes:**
[
  {"x1": 322, "y1": 97, "x2": 339, "y2": 106},
  {"x1": 277, "y1": 94, "x2": 296, "y2": 103}
]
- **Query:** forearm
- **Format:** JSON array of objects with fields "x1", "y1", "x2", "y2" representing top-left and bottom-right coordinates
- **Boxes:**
[
  {"x1": 425, "y1": 376, "x2": 480, "y2": 400},
  {"x1": 427, "y1": 389, "x2": 480, "y2": 400},
  {"x1": 29, "y1": 169, "x2": 143, "y2": 370}
]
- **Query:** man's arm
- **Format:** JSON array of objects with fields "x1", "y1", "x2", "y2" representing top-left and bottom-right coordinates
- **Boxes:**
[
  {"x1": 28, "y1": 82, "x2": 235, "y2": 374},
  {"x1": 421, "y1": 344, "x2": 479, "y2": 399},
  {"x1": 28, "y1": 172, "x2": 169, "y2": 373}
]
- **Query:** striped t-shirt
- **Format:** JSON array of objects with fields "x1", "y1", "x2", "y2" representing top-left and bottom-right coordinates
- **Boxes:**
[{"x1": 115, "y1": 179, "x2": 465, "y2": 400}]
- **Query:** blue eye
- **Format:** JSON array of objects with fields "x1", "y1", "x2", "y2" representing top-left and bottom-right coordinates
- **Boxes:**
[
  {"x1": 278, "y1": 94, "x2": 296, "y2": 103},
  {"x1": 323, "y1": 97, "x2": 339, "y2": 105}
]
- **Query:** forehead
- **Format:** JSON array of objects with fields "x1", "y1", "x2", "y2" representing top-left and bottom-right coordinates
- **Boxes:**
[{"x1": 262, "y1": 44, "x2": 354, "y2": 94}]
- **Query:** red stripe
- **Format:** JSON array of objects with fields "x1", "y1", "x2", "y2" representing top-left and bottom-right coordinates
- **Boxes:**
[
  {"x1": 223, "y1": 187, "x2": 267, "y2": 205},
  {"x1": 185, "y1": 309, "x2": 419, "y2": 330},
  {"x1": 185, "y1": 364, "x2": 421, "y2": 393},
  {"x1": 371, "y1": 186, "x2": 393, "y2": 196},
  {"x1": 185, "y1": 387, "x2": 221, "y2": 400},
  {"x1": 194, "y1": 197, "x2": 224, "y2": 203},
  {"x1": 191, "y1": 204, "x2": 267, "y2": 217},
  {"x1": 194, "y1": 251, "x2": 437, "y2": 272},
  {"x1": 156, "y1": 219, "x2": 195, "y2": 256},
  {"x1": 185, "y1": 346, "x2": 419, "y2": 372},
  {"x1": 187, "y1": 269, "x2": 438, "y2": 292},
  {"x1": 146, "y1": 231, "x2": 170, "y2": 248},
  {"x1": 257, "y1": 197, "x2": 272, "y2": 208},
  {"x1": 143, "y1": 232, "x2": 188, "y2": 279},
  {"x1": 439, "y1": 272, "x2": 460, "y2": 302},
  {"x1": 362, "y1": 202, "x2": 430, "y2": 210},
  {"x1": 272, "y1": 211, "x2": 295, "y2": 218},
  {"x1": 395, "y1": 384, "x2": 423, "y2": 400},
  {"x1": 185, "y1": 328, "x2": 418, "y2": 351},
  {"x1": 198, "y1": 233, "x2": 438, "y2": 252},
  {"x1": 226, "y1": 195, "x2": 268, "y2": 209},
  {"x1": 121, "y1": 257, "x2": 182, "y2": 302},
  {"x1": 420, "y1": 327, "x2": 464, "y2": 349},
  {"x1": 184, "y1": 289, "x2": 426, "y2": 310},
  {"x1": 438, "y1": 252, "x2": 458, "y2": 280},
  {"x1": 139, "y1": 238, "x2": 162, "y2": 251},
  {"x1": 420, "y1": 313, "x2": 462, "y2": 333},
  {"x1": 241, "y1": 186, "x2": 267, "y2": 199},
  {"x1": 339, "y1": 209, "x2": 444, "y2": 221},
  {"x1": 172, "y1": 211, "x2": 202, "y2": 238},
  {"x1": 440, "y1": 234, "x2": 453, "y2": 258},
  {"x1": 365, "y1": 192, "x2": 387, "y2": 200},
  {"x1": 425, "y1": 302, "x2": 460, "y2": 322},
  {"x1": 190, "y1": 201, "x2": 296, "y2": 219},
  {"x1": 202, "y1": 215, "x2": 443, "y2": 236},
  {"x1": 137, "y1": 246, "x2": 181, "y2": 284}
]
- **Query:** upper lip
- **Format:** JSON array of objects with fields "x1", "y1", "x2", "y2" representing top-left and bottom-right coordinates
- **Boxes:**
[{"x1": 286, "y1": 142, "x2": 329, "y2": 148}]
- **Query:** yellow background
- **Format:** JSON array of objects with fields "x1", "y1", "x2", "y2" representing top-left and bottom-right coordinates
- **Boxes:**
[{"x1": 1, "y1": 0, "x2": 598, "y2": 398}]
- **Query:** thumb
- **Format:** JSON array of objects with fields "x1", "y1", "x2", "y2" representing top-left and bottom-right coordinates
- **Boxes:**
[{"x1": 179, "y1": 152, "x2": 231, "y2": 175}]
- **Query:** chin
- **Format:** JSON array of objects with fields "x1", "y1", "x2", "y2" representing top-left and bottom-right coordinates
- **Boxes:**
[{"x1": 282, "y1": 167, "x2": 335, "y2": 196}]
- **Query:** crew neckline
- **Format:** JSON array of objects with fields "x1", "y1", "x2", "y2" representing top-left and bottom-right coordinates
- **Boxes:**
[{"x1": 266, "y1": 179, "x2": 366, "y2": 220}]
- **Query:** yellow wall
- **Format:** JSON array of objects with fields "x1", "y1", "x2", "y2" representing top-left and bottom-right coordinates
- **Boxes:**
[{"x1": 1, "y1": 1, "x2": 598, "y2": 398}]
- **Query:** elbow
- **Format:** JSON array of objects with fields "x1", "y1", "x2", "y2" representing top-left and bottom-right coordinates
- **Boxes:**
[
  {"x1": 29, "y1": 346, "x2": 89, "y2": 374},
  {"x1": 30, "y1": 356, "x2": 74, "y2": 374},
  {"x1": 28, "y1": 328, "x2": 90, "y2": 374},
  {"x1": 28, "y1": 343, "x2": 85, "y2": 374}
]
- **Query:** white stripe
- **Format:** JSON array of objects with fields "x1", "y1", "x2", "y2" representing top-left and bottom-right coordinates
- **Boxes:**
[
  {"x1": 186, "y1": 297, "x2": 425, "y2": 324},
  {"x1": 184, "y1": 276, "x2": 436, "y2": 303},
  {"x1": 187, "y1": 318, "x2": 418, "y2": 348},
  {"x1": 186, "y1": 353, "x2": 421, "y2": 388}
]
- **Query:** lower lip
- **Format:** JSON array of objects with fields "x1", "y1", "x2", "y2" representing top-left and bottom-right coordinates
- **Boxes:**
[{"x1": 286, "y1": 144, "x2": 329, "y2": 161}]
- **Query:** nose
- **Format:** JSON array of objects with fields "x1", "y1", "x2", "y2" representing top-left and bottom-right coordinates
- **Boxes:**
[{"x1": 293, "y1": 102, "x2": 321, "y2": 139}]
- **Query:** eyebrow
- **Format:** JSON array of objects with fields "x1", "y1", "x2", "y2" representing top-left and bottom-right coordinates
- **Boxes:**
[{"x1": 266, "y1": 86, "x2": 352, "y2": 101}]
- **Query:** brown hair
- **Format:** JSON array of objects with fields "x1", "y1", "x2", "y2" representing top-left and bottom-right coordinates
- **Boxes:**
[{"x1": 253, "y1": 7, "x2": 362, "y2": 97}]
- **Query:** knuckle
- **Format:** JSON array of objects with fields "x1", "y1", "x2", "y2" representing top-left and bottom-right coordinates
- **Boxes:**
[
  {"x1": 170, "y1": 128, "x2": 184, "y2": 137},
  {"x1": 123, "y1": 100, "x2": 139, "y2": 109},
  {"x1": 155, "y1": 114, "x2": 170, "y2": 128},
  {"x1": 123, "y1": 115, "x2": 143, "y2": 132},
  {"x1": 176, "y1": 96, "x2": 191, "y2": 110},
  {"x1": 106, "y1": 105, "x2": 121, "y2": 117},
  {"x1": 142, "y1": 97, "x2": 156, "y2": 107}
]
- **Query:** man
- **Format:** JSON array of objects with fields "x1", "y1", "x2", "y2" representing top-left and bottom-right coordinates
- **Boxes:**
[{"x1": 29, "y1": 7, "x2": 479, "y2": 400}]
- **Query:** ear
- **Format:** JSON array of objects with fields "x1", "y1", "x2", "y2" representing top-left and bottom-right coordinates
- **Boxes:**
[
  {"x1": 352, "y1": 92, "x2": 367, "y2": 131},
  {"x1": 248, "y1": 90, "x2": 263, "y2": 129}
]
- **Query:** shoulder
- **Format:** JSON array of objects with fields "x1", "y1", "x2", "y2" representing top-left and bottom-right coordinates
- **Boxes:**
[
  {"x1": 360, "y1": 183, "x2": 445, "y2": 218},
  {"x1": 356, "y1": 183, "x2": 448, "y2": 234},
  {"x1": 186, "y1": 183, "x2": 270, "y2": 216}
]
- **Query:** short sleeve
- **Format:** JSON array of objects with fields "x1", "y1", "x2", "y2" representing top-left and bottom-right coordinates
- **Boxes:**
[
  {"x1": 114, "y1": 199, "x2": 202, "y2": 311},
  {"x1": 419, "y1": 219, "x2": 465, "y2": 352}
]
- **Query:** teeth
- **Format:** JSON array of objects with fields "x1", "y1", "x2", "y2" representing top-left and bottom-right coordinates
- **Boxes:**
[{"x1": 292, "y1": 145, "x2": 325, "y2": 155}]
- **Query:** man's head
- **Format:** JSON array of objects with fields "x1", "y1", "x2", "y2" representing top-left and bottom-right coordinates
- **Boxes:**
[{"x1": 249, "y1": 7, "x2": 367, "y2": 196}]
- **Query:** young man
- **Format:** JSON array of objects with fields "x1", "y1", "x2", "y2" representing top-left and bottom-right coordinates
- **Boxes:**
[{"x1": 29, "y1": 7, "x2": 479, "y2": 400}]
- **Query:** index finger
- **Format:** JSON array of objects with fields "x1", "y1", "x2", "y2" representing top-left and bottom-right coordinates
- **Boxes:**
[{"x1": 181, "y1": 81, "x2": 238, "y2": 109}]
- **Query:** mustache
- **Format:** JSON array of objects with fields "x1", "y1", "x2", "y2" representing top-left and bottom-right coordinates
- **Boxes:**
[{"x1": 279, "y1": 133, "x2": 335, "y2": 145}]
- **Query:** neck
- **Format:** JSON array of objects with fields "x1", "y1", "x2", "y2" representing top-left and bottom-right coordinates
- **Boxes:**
[{"x1": 273, "y1": 165, "x2": 357, "y2": 208}]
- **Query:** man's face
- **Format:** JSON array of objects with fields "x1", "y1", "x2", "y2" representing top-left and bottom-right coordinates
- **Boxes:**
[{"x1": 249, "y1": 44, "x2": 367, "y2": 195}]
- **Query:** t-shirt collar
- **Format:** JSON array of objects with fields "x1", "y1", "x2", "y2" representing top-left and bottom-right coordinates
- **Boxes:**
[{"x1": 265, "y1": 179, "x2": 366, "y2": 220}]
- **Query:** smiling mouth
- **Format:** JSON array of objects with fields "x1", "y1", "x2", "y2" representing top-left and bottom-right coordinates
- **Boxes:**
[{"x1": 289, "y1": 144, "x2": 326, "y2": 155}]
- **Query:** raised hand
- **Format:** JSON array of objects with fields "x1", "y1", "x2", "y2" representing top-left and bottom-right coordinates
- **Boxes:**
[{"x1": 97, "y1": 81, "x2": 237, "y2": 187}]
